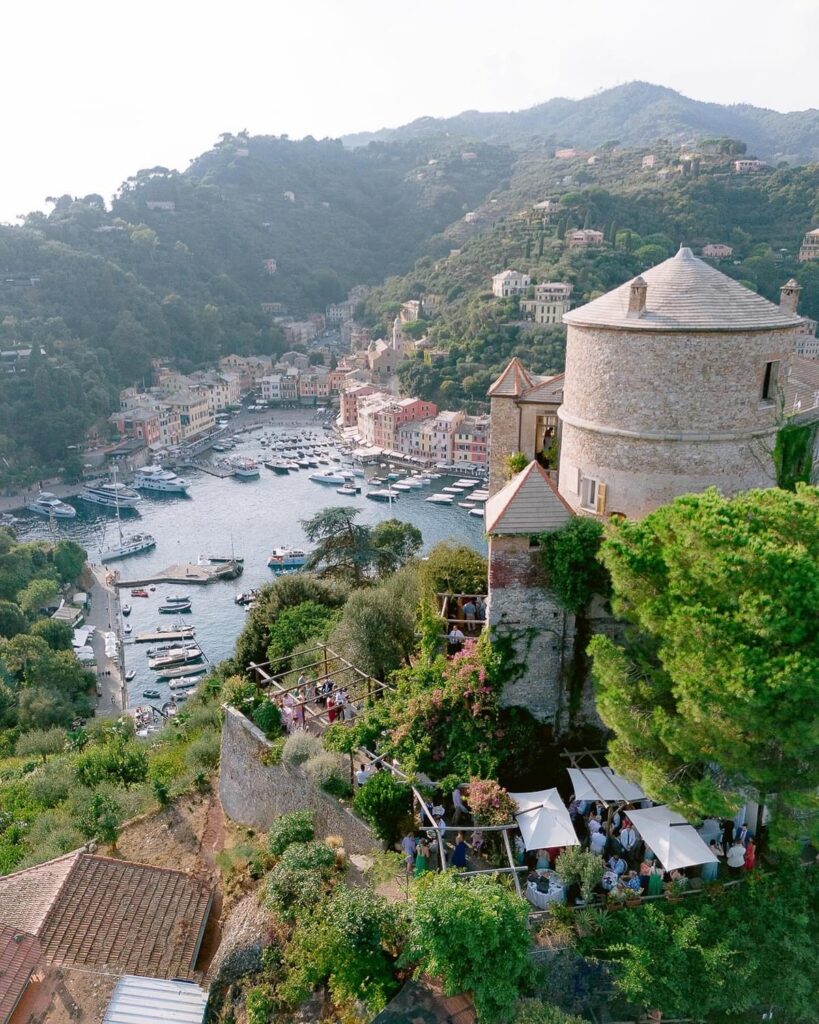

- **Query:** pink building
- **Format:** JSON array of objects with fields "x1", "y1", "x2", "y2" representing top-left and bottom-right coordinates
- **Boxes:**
[
  {"x1": 340, "y1": 384, "x2": 381, "y2": 428},
  {"x1": 110, "y1": 408, "x2": 161, "y2": 447},
  {"x1": 702, "y1": 243, "x2": 733, "y2": 259}
]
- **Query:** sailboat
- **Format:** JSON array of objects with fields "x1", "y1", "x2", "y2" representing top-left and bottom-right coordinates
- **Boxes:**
[{"x1": 100, "y1": 467, "x2": 157, "y2": 563}]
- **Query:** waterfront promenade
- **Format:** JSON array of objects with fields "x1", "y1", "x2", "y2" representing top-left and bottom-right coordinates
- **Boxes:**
[{"x1": 88, "y1": 565, "x2": 128, "y2": 716}]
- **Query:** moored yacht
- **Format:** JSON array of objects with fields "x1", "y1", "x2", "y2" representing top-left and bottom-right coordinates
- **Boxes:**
[
  {"x1": 28, "y1": 492, "x2": 77, "y2": 518},
  {"x1": 267, "y1": 546, "x2": 308, "y2": 571},
  {"x1": 133, "y1": 465, "x2": 191, "y2": 494},
  {"x1": 101, "y1": 531, "x2": 156, "y2": 562},
  {"x1": 79, "y1": 481, "x2": 141, "y2": 509}
]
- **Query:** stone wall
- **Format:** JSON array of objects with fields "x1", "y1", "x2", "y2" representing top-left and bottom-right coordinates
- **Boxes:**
[
  {"x1": 219, "y1": 706, "x2": 378, "y2": 855},
  {"x1": 488, "y1": 396, "x2": 522, "y2": 494},
  {"x1": 558, "y1": 322, "x2": 801, "y2": 519}
]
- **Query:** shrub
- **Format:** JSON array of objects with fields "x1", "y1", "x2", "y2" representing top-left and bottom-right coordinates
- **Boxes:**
[
  {"x1": 554, "y1": 847, "x2": 603, "y2": 902},
  {"x1": 267, "y1": 810, "x2": 314, "y2": 856},
  {"x1": 15, "y1": 727, "x2": 65, "y2": 762},
  {"x1": 511, "y1": 999, "x2": 585, "y2": 1024},
  {"x1": 282, "y1": 732, "x2": 322, "y2": 767},
  {"x1": 184, "y1": 732, "x2": 221, "y2": 771},
  {"x1": 353, "y1": 771, "x2": 410, "y2": 845},
  {"x1": 26, "y1": 760, "x2": 73, "y2": 807},
  {"x1": 281, "y1": 840, "x2": 337, "y2": 873},
  {"x1": 251, "y1": 700, "x2": 283, "y2": 739},
  {"x1": 75, "y1": 739, "x2": 148, "y2": 789},
  {"x1": 264, "y1": 863, "x2": 326, "y2": 921},
  {"x1": 246, "y1": 984, "x2": 276, "y2": 1024},
  {"x1": 469, "y1": 778, "x2": 517, "y2": 826},
  {"x1": 303, "y1": 751, "x2": 346, "y2": 792}
]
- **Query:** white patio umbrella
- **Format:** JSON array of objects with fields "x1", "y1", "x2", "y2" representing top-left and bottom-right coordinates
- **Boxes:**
[
  {"x1": 627, "y1": 805, "x2": 719, "y2": 871},
  {"x1": 567, "y1": 766, "x2": 646, "y2": 804},
  {"x1": 509, "y1": 789, "x2": 580, "y2": 851}
]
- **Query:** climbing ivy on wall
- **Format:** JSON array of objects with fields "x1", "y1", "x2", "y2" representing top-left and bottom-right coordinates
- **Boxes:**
[
  {"x1": 537, "y1": 518, "x2": 610, "y2": 614},
  {"x1": 774, "y1": 422, "x2": 818, "y2": 491}
]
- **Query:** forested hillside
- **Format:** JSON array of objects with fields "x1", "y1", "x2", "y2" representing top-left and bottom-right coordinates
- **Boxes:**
[
  {"x1": 0, "y1": 134, "x2": 513, "y2": 482},
  {"x1": 361, "y1": 154, "x2": 819, "y2": 408},
  {"x1": 343, "y1": 82, "x2": 819, "y2": 163}
]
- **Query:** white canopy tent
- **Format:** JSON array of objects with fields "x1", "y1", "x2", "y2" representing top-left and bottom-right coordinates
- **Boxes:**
[
  {"x1": 627, "y1": 805, "x2": 719, "y2": 871},
  {"x1": 567, "y1": 767, "x2": 646, "y2": 805},
  {"x1": 509, "y1": 789, "x2": 580, "y2": 851}
]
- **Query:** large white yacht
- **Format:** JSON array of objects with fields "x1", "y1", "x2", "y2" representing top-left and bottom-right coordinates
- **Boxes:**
[
  {"x1": 28, "y1": 492, "x2": 77, "y2": 518},
  {"x1": 133, "y1": 465, "x2": 191, "y2": 494},
  {"x1": 79, "y1": 480, "x2": 141, "y2": 508}
]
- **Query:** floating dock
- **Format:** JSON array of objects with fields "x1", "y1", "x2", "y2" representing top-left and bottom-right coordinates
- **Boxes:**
[
  {"x1": 134, "y1": 627, "x2": 197, "y2": 644},
  {"x1": 117, "y1": 559, "x2": 243, "y2": 588}
]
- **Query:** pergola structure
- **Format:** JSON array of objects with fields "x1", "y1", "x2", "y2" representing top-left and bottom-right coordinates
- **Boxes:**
[
  {"x1": 249, "y1": 643, "x2": 391, "y2": 735},
  {"x1": 436, "y1": 592, "x2": 488, "y2": 640},
  {"x1": 561, "y1": 747, "x2": 647, "y2": 832}
]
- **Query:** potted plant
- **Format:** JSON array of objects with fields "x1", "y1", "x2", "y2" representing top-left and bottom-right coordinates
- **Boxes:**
[
  {"x1": 607, "y1": 888, "x2": 626, "y2": 911},
  {"x1": 665, "y1": 878, "x2": 686, "y2": 903},
  {"x1": 624, "y1": 890, "x2": 642, "y2": 908}
]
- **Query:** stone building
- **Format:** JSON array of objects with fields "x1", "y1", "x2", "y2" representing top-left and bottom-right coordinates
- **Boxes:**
[
  {"x1": 558, "y1": 247, "x2": 806, "y2": 520},
  {"x1": 798, "y1": 228, "x2": 819, "y2": 262}
]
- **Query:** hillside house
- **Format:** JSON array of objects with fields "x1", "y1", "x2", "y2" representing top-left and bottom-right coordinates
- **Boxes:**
[
  {"x1": 492, "y1": 269, "x2": 531, "y2": 298},
  {"x1": 567, "y1": 229, "x2": 604, "y2": 248},
  {"x1": 798, "y1": 228, "x2": 819, "y2": 262},
  {"x1": 702, "y1": 243, "x2": 734, "y2": 259},
  {"x1": 734, "y1": 159, "x2": 766, "y2": 173}
]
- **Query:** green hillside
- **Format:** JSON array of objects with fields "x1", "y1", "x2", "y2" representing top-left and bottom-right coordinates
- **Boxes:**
[{"x1": 343, "y1": 82, "x2": 819, "y2": 163}]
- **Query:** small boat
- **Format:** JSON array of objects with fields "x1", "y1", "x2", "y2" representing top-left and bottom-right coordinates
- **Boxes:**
[
  {"x1": 162, "y1": 701, "x2": 180, "y2": 716},
  {"x1": 309, "y1": 470, "x2": 348, "y2": 485},
  {"x1": 469, "y1": 507, "x2": 484, "y2": 517},
  {"x1": 169, "y1": 677, "x2": 200, "y2": 690},
  {"x1": 125, "y1": 669, "x2": 136, "y2": 682},
  {"x1": 405, "y1": 477, "x2": 424, "y2": 489},
  {"x1": 391, "y1": 482, "x2": 411, "y2": 492},
  {"x1": 265, "y1": 460, "x2": 290, "y2": 474},
  {"x1": 336, "y1": 486, "x2": 357, "y2": 496},
  {"x1": 296, "y1": 459, "x2": 311, "y2": 469},
  {"x1": 149, "y1": 648, "x2": 202, "y2": 670},
  {"x1": 268, "y1": 547, "x2": 308, "y2": 571},
  {"x1": 443, "y1": 486, "x2": 462, "y2": 494},
  {"x1": 124, "y1": 623, "x2": 132, "y2": 635},
  {"x1": 235, "y1": 590, "x2": 258, "y2": 606},
  {"x1": 156, "y1": 663, "x2": 207, "y2": 680},
  {"x1": 122, "y1": 604, "x2": 132, "y2": 617},
  {"x1": 458, "y1": 502, "x2": 476, "y2": 509},
  {"x1": 366, "y1": 489, "x2": 397, "y2": 503},
  {"x1": 28, "y1": 492, "x2": 77, "y2": 518},
  {"x1": 426, "y1": 493, "x2": 454, "y2": 505},
  {"x1": 149, "y1": 584, "x2": 157, "y2": 591},
  {"x1": 159, "y1": 600, "x2": 191, "y2": 613},
  {"x1": 164, "y1": 595, "x2": 190, "y2": 604},
  {"x1": 131, "y1": 588, "x2": 150, "y2": 598},
  {"x1": 230, "y1": 457, "x2": 260, "y2": 479},
  {"x1": 143, "y1": 689, "x2": 161, "y2": 699}
]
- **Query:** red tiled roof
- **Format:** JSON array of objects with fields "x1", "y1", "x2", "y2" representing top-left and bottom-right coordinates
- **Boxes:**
[
  {"x1": 0, "y1": 853, "x2": 212, "y2": 981},
  {"x1": 0, "y1": 924, "x2": 40, "y2": 1024}
]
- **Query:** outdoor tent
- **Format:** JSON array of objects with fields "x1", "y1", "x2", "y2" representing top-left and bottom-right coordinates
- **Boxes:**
[
  {"x1": 626, "y1": 805, "x2": 719, "y2": 871},
  {"x1": 567, "y1": 767, "x2": 646, "y2": 804},
  {"x1": 509, "y1": 789, "x2": 580, "y2": 851}
]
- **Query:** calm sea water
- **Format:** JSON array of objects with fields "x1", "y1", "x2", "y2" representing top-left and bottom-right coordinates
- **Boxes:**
[{"x1": 18, "y1": 424, "x2": 486, "y2": 704}]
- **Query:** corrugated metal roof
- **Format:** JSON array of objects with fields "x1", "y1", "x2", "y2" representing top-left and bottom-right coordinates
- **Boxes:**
[
  {"x1": 103, "y1": 976, "x2": 208, "y2": 1024},
  {"x1": 485, "y1": 461, "x2": 573, "y2": 535},
  {"x1": 564, "y1": 246, "x2": 805, "y2": 332}
]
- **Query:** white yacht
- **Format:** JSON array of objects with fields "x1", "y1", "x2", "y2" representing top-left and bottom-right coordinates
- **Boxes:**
[
  {"x1": 133, "y1": 465, "x2": 190, "y2": 494},
  {"x1": 28, "y1": 492, "x2": 77, "y2": 518},
  {"x1": 79, "y1": 481, "x2": 142, "y2": 509},
  {"x1": 101, "y1": 531, "x2": 156, "y2": 562}
]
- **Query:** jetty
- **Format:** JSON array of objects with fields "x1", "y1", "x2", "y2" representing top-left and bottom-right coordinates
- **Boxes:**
[
  {"x1": 134, "y1": 627, "x2": 197, "y2": 644},
  {"x1": 117, "y1": 559, "x2": 243, "y2": 588}
]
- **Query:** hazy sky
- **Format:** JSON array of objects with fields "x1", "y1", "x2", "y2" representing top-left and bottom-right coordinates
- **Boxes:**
[{"x1": 1, "y1": 0, "x2": 816, "y2": 223}]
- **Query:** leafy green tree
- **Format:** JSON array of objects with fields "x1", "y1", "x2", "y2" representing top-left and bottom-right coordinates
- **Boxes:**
[
  {"x1": 369, "y1": 519, "x2": 422, "y2": 576},
  {"x1": 511, "y1": 1000, "x2": 584, "y2": 1024},
  {"x1": 419, "y1": 542, "x2": 487, "y2": 596},
  {"x1": 15, "y1": 726, "x2": 66, "y2": 762},
  {"x1": 353, "y1": 771, "x2": 411, "y2": 844},
  {"x1": 403, "y1": 873, "x2": 531, "y2": 1023},
  {"x1": 77, "y1": 792, "x2": 121, "y2": 847},
  {"x1": 301, "y1": 507, "x2": 375, "y2": 585},
  {"x1": 590, "y1": 486, "x2": 819, "y2": 846},
  {"x1": 0, "y1": 600, "x2": 27, "y2": 639},
  {"x1": 17, "y1": 578, "x2": 59, "y2": 617},
  {"x1": 30, "y1": 618, "x2": 73, "y2": 651},
  {"x1": 75, "y1": 739, "x2": 148, "y2": 789},
  {"x1": 266, "y1": 600, "x2": 339, "y2": 663},
  {"x1": 52, "y1": 541, "x2": 86, "y2": 582},
  {"x1": 538, "y1": 518, "x2": 609, "y2": 614},
  {"x1": 267, "y1": 810, "x2": 315, "y2": 857}
]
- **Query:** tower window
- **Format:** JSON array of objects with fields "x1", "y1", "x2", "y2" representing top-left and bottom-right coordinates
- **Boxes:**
[
  {"x1": 580, "y1": 477, "x2": 598, "y2": 510},
  {"x1": 761, "y1": 360, "x2": 779, "y2": 402}
]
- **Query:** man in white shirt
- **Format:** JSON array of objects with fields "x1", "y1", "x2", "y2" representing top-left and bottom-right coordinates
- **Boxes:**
[
  {"x1": 452, "y1": 786, "x2": 470, "y2": 825},
  {"x1": 619, "y1": 823, "x2": 639, "y2": 856},
  {"x1": 355, "y1": 763, "x2": 372, "y2": 787},
  {"x1": 447, "y1": 626, "x2": 465, "y2": 653},
  {"x1": 589, "y1": 829, "x2": 607, "y2": 856},
  {"x1": 727, "y1": 840, "x2": 746, "y2": 877}
]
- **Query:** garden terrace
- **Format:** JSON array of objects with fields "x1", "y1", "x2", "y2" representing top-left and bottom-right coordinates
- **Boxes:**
[
  {"x1": 248, "y1": 642, "x2": 391, "y2": 735},
  {"x1": 436, "y1": 592, "x2": 488, "y2": 643}
]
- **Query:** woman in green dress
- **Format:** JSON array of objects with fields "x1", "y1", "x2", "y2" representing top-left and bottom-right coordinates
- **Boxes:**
[
  {"x1": 414, "y1": 840, "x2": 430, "y2": 877},
  {"x1": 647, "y1": 864, "x2": 664, "y2": 896}
]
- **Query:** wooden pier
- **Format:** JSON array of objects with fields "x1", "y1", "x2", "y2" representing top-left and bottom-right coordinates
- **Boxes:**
[{"x1": 116, "y1": 559, "x2": 243, "y2": 588}]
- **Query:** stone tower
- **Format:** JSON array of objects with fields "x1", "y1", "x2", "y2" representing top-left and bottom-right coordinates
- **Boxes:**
[{"x1": 558, "y1": 246, "x2": 806, "y2": 520}]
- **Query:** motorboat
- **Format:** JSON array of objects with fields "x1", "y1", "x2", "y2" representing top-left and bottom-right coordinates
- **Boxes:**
[
  {"x1": 159, "y1": 599, "x2": 191, "y2": 613},
  {"x1": 268, "y1": 546, "x2": 308, "y2": 571},
  {"x1": 143, "y1": 689, "x2": 161, "y2": 699},
  {"x1": 426, "y1": 493, "x2": 454, "y2": 505},
  {"x1": 391, "y1": 482, "x2": 411, "y2": 492},
  {"x1": 443, "y1": 487, "x2": 462, "y2": 494},
  {"x1": 169, "y1": 677, "x2": 199, "y2": 690},
  {"x1": 404, "y1": 477, "x2": 424, "y2": 489},
  {"x1": 134, "y1": 626, "x2": 196, "y2": 643},
  {"x1": 336, "y1": 485, "x2": 358, "y2": 496},
  {"x1": 133, "y1": 465, "x2": 190, "y2": 494},
  {"x1": 122, "y1": 604, "x2": 132, "y2": 617},
  {"x1": 164, "y1": 595, "x2": 190, "y2": 604},
  {"x1": 159, "y1": 663, "x2": 207, "y2": 680},
  {"x1": 124, "y1": 623, "x2": 132, "y2": 635},
  {"x1": 130, "y1": 588, "x2": 150, "y2": 598},
  {"x1": 309, "y1": 470, "x2": 348, "y2": 485},
  {"x1": 265, "y1": 460, "x2": 290, "y2": 474},
  {"x1": 230, "y1": 457, "x2": 260, "y2": 479},
  {"x1": 469, "y1": 507, "x2": 485, "y2": 518},
  {"x1": 79, "y1": 481, "x2": 141, "y2": 508},
  {"x1": 147, "y1": 641, "x2": 200, "y2": 657},
  {"x1": 148, "y1": 647, "x2": 202, "y2": 670},
  {"x1": 458, "y1": 502, "x2": 476, "y2": 509},
  {"x1": 28, "y1": 492, "x2": 77, "y2": 518},
  {"x1": 366, "y1": 489, "x2": 397, "y2": 503},
  {"x1": 125, "y1": 669, "x2": 136, "y2": 682},
  {"x1": 235, "y1": 590, "x2": 258, "y2": 606},
  {"x1": 101, "y1": 531, "x2": 156, "y2": 562}
]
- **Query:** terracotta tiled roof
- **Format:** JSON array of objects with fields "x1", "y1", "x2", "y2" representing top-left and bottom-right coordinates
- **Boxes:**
[
  {"x1": 485, "y1": 461, "x2": 573, "y2": 535},
  {"x1": 0, "y1": 851, "x2": 81, "y2": 936},
  {"x1": 564, "y1": 246, "x2": 805, "y2": 332},
  {"x1": 0, "y1": 924, "x2": 40, "y2": 1024},
  {"x1": 487, "y1": 358, "x2": 534, "y2": 397},
  {"x1": 0, "y1": 853, "x2": 212, "y2": 980}
]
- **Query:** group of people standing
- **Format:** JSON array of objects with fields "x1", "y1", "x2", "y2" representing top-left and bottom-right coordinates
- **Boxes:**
[
  {"x1": 446, "y1": 596, "x2": 487, "y2": 653},
  {"x1": 276, "y1": 673, "x2": 358, "y2": 732}
]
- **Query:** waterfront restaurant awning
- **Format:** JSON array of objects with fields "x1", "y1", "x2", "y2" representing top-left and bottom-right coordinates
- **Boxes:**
[
  {"x1": 509, "y1": 789, "x2": 580, "y2": 851},
  {"x1": 626, "y1": 805, "x2": 719, "y2": 872},
  {"x1": 567, "y1": 766, "x2": 646, "y2": 805}
]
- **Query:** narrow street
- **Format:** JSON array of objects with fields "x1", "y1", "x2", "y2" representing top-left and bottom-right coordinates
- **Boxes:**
[{"x1": 87, "y1": 564, "x2": 128, "y2": 716}]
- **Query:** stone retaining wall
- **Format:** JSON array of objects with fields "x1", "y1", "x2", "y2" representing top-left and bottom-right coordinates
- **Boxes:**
[{"x1": 219, "y1": 706, "x2": 378, "y2": 855}]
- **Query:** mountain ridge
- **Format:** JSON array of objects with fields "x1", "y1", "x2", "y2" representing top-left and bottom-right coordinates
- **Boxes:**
[{"x1": 341, "y1": 82, "x2": 819, "y2": 162}]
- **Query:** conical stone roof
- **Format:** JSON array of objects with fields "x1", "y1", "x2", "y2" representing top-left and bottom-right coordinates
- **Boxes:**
[{"x1": 563, "y1": 247, "x2": 804, "y2": 332}]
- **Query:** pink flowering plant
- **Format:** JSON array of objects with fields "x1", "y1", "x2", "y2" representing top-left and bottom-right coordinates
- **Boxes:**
[{"x1": 467, "y1": 778, "x2": 517, "y2": 826}]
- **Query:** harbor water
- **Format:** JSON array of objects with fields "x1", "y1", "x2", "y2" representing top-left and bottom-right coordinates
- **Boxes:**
[{"x1": 16, "y1": 423, "x2": 486, "y2": 705}]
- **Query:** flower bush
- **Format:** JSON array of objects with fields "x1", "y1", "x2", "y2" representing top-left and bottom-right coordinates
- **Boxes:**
[{"x1": 468, "y1": 778, "x2": 517, "y2": 826}]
